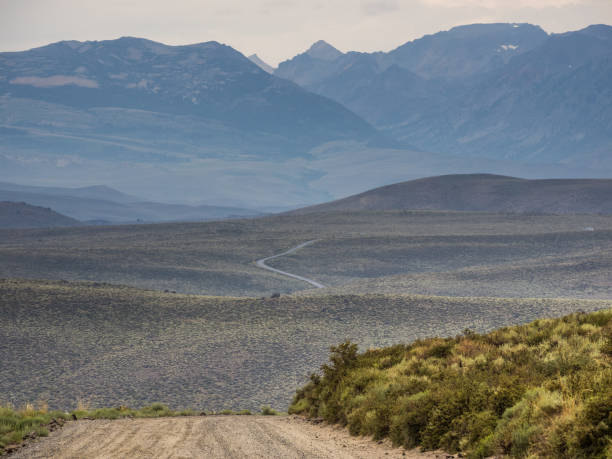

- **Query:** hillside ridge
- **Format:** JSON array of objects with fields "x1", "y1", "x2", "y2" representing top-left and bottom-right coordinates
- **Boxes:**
[
  {"x1": 0, "y1": 201, "x2": 81, "y2": 228},
  {"x1": 291, "y1": 174, "x2": 612, "y2": 214}
]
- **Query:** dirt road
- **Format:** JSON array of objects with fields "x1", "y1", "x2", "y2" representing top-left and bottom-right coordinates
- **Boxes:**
[
  {"x1": 13, "y1": 415, "x2": 450, "y2": 458},
  {"x1": 255, "y1": 240, "x2": 326, "y2": 289}
]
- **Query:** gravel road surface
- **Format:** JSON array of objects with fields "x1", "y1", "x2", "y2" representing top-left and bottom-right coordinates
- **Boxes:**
[{"x1": 13, "y1": 415, "x2": 453, "y2": 458}]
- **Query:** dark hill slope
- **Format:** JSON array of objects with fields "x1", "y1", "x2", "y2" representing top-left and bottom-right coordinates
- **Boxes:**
[
  {"x1": 292, "y1": 174, "x2": 612, "y2": 214},
  {"x1": 0, "y1": 201, "x2": 80, "y2": 228}
]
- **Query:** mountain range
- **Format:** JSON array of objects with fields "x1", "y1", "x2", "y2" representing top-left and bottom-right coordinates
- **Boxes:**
[
  {"x1": 1, "y1": 24, "x2": 611, "y2": 209},
  {"x1": 276, "y1": 23, "x2": 612, "y2": 169},
  {"x1": 0, "y1": 37, "x2": 379, "y2": 161}
]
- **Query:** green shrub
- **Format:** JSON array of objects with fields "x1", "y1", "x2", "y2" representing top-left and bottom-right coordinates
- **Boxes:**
[
  {"x1": 148, "y1": 403, "x2": 168, "y2": 412},
  {"x1": 0, "y1": 404, "x2": 69, "y2": 453},
  {"x1": 426, "y1": 341, "x2": 454, "y2": 359},
  {"x1": 602, "y1": 335, "x2": 612, "y2": 357},
  {"x1": 564, "y1": 387, "x2": 612, "y2": 458},
  {"x1": 289, "y1": 309, "x2": 612, "y2": 458},
  {"x1": 261, "y1": 405, "x2": 279, "y2": 416}
]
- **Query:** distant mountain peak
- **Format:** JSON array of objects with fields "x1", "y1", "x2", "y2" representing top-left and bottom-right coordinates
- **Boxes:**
[
  {"x1": 248, "y1": 54, "x2": 274, "y2": 73},
  {"x1": 306, "y1": 40, "x2": 342, "y2": 61}
]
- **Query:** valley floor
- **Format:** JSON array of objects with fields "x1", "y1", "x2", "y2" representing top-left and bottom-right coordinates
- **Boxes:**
[{"x1": 12, "y1": 416, "x2": 448, "y2": 459}]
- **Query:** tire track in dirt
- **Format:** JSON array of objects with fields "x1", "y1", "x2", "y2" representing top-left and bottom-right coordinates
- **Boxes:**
[{"x1": 13, "y1": 416, "x2": 454, "y2": 458}]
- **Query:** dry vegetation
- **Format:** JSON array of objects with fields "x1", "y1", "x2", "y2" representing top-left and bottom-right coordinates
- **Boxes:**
[
  {"x1": 278, "y1": 229, "x2": 612, "y2": 298},
  {"x1": 314, "y1": 250, "x2": 612, "y2": 299},
  {"x1": 1, "y1": 211, "x2": 611, "y2": 298},
  {"x1": 1, "y1": 278, "x2": 610, "y2": 415},
  {"x1": 2, "y1": 210, "x2": 611, "y2": 457},
  {"x1": 290, "y1": 309, "x2": 612, "y2": 458}
]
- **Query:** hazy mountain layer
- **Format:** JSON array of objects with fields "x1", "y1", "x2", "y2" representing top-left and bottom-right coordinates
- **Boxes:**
[
  {"x1": 0, "y1": 201, "x2": 80, "y2": 228},
  {"x1": 1, "y1": 26, "x2": 611, "y2": 208},
  {"x1": 0, "y1": 182, "x2": 258, "y2": 223},
  {"x1": 0, "y1": 37, "x2": 380, "y2": 160},
  {"x1": 276, "y1": 24, "x2": 612, "y2": 170}
]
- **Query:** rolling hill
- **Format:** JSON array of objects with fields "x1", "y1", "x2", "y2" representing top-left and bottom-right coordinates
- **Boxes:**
[
  {"x1": 0, "y1": 182, "x2": 259, "y2": 223},
  {"x1": 2, "y1": 278, "x2": 609, "y2": 413},
  {"x1": 292, "y1": 174, "x2": 612, "y2": 214},
  {"x1": 2, "y1": 209, "x2": 611, "y2": 298},
  {"x1": 0, "y1": 201, "x2": 80, "y2": 228},
  {"x1": 0, "y1": 181, "x2": 140, "y2": 203}
]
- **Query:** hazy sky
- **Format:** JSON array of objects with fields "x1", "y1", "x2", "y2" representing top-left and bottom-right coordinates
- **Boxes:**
[{"x1": 2, "y1": 0, "x2": 611, "y2": 65}]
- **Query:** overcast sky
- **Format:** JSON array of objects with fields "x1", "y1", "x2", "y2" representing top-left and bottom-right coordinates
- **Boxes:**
[{"x1": 2, "y1": 0, "x2": 611, "y2": 65}]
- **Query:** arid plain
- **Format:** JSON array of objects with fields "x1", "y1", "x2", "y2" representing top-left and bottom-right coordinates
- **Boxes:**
[{"x1": 2, "y1": 210, "x2": 611, "y2": 412}]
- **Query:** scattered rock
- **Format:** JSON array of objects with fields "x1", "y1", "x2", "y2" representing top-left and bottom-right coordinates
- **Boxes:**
[
  {"x1": 47, "y1": 417, "x2": 67, "y2": 433},
  {"x1": 4, "y1": 443, "x2": 19, "y2": 453}
]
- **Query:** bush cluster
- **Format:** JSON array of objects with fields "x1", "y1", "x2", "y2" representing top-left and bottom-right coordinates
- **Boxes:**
[
  {"x1": 289, "y1": 309, "x2": 612, "y2": 458},
  {"x1": 0, "y1": 403, "x2": 65, "y2": 453}
]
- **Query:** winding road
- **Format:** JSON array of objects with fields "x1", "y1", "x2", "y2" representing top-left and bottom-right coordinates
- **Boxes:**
[{"x1": 255, "y1": 240, "x2": 326, "y2": 289}]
